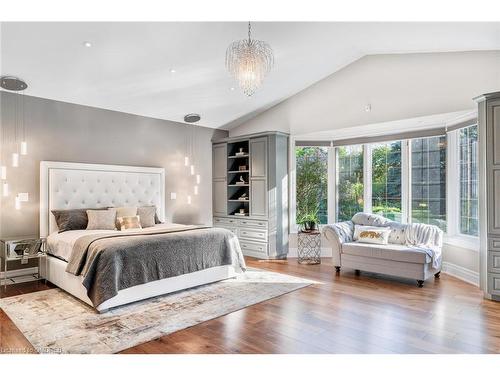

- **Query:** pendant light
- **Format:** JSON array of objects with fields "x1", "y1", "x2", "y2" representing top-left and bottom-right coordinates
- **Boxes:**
[
  {"x1": 0, "y1": 76, "x2": 29, "y2": 208},
  {"x1": 226, "y1": 22, "x2": 274, "y2": 96}
]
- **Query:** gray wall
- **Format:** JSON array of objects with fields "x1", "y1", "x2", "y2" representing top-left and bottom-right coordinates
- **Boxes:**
[{"x1": 0, "y1": 91, "x2": 227, "y2": 241}]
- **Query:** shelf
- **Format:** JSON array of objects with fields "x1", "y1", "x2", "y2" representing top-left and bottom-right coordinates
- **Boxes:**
[
  {"x1": 230, "y1": 214, "x2": 249, "y2": 217},
  {"x1": 228, "y1": 154, "x2": 249, "y2": 159},
  {"x1": 228, "y1": 199, "x2": 250, "y2": 202},
  {"x1": 228, "y1": 184, "x2": 249, "y2": 187},
  {"x1": 228, "y1": 170, "x2": 249, "y2": 173}
]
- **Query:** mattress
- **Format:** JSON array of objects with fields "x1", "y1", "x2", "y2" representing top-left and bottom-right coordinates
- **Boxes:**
[{"x1": 46, "y1": 223, "x2": 187, "y2": 262}]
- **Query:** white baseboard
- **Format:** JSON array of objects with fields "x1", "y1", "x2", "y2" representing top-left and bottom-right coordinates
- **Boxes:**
[
  {"x1": 442, "y1": 262, "x2": 479, "y2": 287},
  {"x1": 287, "y1": 247, "x2": 331, "y2": 258}
]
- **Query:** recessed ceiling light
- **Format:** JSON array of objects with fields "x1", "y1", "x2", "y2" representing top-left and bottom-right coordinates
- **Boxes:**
[
  {"x1": 230, "y1": 87, "x2": 235, "y2": 91},
  {"x1": 184, "y1": 113, "x2": 201, "y2": 123},
  {"x1": 83, "y1": 41, "x2": 92, "y2": 48},
  {"x1": 170, "y1": 68, "x2": 176, "y2": 74}
]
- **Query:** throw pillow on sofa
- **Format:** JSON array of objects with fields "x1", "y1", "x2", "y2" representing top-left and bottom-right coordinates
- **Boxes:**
[{"x1": 356, "y1": 227, "x2": 391, "y2": 245}]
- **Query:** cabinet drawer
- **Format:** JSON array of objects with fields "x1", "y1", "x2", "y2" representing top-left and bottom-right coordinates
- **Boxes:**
[
  {"x1": 217, "y1": 226, "x2": 238, "y2": 235},
  {"x1": 239, "y1": 228, "x2": 267, "y2": 242},
  {"x1": 489, "y1": 273, "x2": 500, "y2": 295},
  {"x1": 238, "y1": 219, "x2": 267, "y2": 229},
  {"x1": 489, "y1": 239, "x2": 500, "y2": 251},
  {"x1": 240, "y1": 240, "x2": 267, "y2": 255},
  {"x1": 214, "y1": 217, "x2": 237, "y2": 226},
  {"x1": 488, "y1": 251, "x2": 500, "y2": 273}
]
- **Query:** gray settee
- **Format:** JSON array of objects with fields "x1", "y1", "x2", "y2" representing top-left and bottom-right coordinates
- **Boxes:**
[{"x1": 322, "y1": 213, "x2": 443, "y2": 287}]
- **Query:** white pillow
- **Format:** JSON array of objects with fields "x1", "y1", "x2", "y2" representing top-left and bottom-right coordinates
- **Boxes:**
[
  {"x1": 357, "y1": 227, "x2": 391, "y2": 245},
  {"x1": 353, "y1": 225, "x2": 385, "y2": 241},
  {"x1": 86, "y1": 210, "x2": 117, "y2": 230}
]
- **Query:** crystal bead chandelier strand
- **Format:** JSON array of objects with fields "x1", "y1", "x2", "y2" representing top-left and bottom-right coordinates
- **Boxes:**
[{"x1": 226, "y1": 22, "x2": 274, "y2": 96}]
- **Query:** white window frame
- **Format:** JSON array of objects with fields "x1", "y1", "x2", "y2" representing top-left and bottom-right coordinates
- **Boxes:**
[
  {"x1": 291, "y1": 129, "x2": 479, "y2": 251},
  {"x1": 445, "y1": 128, "x2": 480, "y2": 251}
]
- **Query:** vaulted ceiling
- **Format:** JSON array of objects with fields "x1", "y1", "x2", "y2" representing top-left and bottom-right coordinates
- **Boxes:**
[{"x1": 1, "y1": 22, "x2": 500, "y2": 128}]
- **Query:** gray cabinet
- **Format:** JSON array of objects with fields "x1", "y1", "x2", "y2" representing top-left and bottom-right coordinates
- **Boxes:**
[
  {"x1": 475, "y1": 92, "x2": 500, "y2": 301},
  {"x1": 212, "y1": 143, "x2": 227, "y2": 216},
  {"x1": 250, "y1": 137, "x2": 267, "y2": 178},
  {"x1": 250, "y1": 178, "x2": 267, "y2": 217},
  {"x1": 212, "y1": 132, "x2": 289, "y2": 259}
]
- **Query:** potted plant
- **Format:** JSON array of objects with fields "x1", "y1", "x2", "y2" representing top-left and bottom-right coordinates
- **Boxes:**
[{"x1": 297, "y1": 210, "x2": 319, "y2": 232}]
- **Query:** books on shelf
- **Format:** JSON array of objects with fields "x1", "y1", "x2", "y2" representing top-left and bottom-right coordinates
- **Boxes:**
[{"x1": 234, "y1": 212, "x2": 247, "y2": 216}]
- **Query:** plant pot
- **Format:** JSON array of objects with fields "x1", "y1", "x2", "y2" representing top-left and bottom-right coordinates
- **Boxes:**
[{"x1": 304, "y1": 221, "x2": 317, "y2": 232}]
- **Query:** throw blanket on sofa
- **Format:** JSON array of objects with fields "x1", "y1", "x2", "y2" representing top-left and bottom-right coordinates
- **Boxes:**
[
  {"x1": 66, "y1": 226, "x2": 246, "y2": 307},
  {"x1": 405, "y1": 223, "x2": 443, "y2": 269}
]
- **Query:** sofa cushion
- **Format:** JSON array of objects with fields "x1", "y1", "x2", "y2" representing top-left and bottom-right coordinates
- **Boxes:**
[
  {"x1": 342, "y1": 242, "x2": 431, "y2": 264},
  {"x1": 387, "y1": 222, "x2": 407, "y2": 245},
  {"x1": 352, "y1": 212, "x2": 391, "y2": 227}
]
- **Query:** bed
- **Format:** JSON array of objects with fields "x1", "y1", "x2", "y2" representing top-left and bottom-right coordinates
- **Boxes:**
[{"x1": 39, "y1": 161, "x2": 245, "y2": 312}]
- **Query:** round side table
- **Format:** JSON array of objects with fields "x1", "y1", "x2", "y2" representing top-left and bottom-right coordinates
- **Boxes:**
[{"x1": 297, "y1": 230, "x2": 321, "y2": 264}]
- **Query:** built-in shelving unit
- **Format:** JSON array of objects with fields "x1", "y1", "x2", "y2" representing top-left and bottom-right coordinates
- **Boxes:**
[
  {"x1": 212, "y1": 131, "x2": 289, "y2": 259},
  {"x1": 227, "y1": 140, "x2": 250, "y2": 216}
]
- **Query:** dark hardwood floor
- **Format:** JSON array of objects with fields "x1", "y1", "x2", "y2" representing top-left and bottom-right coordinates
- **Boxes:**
[{"x1": 2, "y1": 257, "x2": 500, "y2": 354}]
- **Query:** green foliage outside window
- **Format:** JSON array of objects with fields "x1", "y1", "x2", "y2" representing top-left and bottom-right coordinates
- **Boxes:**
[
  {"x1": 371, "y1": 141, "x2": 402, "y2": 222},
  {"x1": 337, "y1": 145, "x2": 364, "y2": 221},
  {"x1": 295, "y1": 147, "x2": 328, "y2": 226}
]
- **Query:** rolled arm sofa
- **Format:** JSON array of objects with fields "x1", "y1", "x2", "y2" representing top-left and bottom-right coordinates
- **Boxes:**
[{"x1": 322, "y1": 213, "x2": 443, "y2": 287}]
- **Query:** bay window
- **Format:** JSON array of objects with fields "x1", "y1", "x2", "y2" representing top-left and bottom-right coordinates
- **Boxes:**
[{"x1": 294, "y1": 121, "x2": 479, "y2": 245}]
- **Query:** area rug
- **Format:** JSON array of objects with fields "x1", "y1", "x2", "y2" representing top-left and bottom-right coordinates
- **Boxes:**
[{"x1": 0, "y1": 268, "x2": 315, "y2": 354}]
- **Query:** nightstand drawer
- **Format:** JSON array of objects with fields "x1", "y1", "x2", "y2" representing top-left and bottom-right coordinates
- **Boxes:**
[
  {"x1": 239, "y1": 229, "x2": 267, "y2": 242},
  {"x1": 239, "y1": 240, "x2": 267, "y2": 255},
  {"x1": 488, "y1": 251, "x2": 500, "y2": 273}
]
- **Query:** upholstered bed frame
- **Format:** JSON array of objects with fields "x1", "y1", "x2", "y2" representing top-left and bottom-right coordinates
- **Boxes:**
[{"x1": 39, "y1": 161, "x2": 236, "y2": 312}]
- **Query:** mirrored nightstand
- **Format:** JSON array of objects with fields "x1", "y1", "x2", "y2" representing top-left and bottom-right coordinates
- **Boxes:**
[{"x1": 0, "y1": 236, "x2": 47, "y2": 290}]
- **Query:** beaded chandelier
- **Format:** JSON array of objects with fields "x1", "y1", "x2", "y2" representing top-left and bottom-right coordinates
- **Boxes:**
[{"x1": 225, "y1": 22, "x2": 274, "y2": 96}]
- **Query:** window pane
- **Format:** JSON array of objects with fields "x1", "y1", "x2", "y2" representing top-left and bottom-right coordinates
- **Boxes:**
[
  {"x1": 337, "y1": 145, "x2": 363, "y2": 221},
  {"x1": 459, "y1": 125, "x2": 479, "y2": 236},
  {"x1": 295, "y1": 146, "x2": 328, "y2": 225},
  {"x1": 411, "y1": 136, "x2": 447, "y2": 231},
  {"x1": 371, "y1": 141, "x2": 402, "y2": 222}
]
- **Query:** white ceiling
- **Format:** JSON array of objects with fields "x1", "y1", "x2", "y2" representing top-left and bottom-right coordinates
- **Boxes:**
[{"x1": 1, "y1": 22, "x2": 500, "y2": 129}]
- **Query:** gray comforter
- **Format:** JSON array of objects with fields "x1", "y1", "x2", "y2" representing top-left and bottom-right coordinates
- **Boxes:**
[{"x1": 65, "y1": 225, "x2": 246, "y2": 307}]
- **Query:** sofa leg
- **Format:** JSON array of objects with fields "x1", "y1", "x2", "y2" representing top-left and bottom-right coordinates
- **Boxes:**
[
  {"x1": 335, "y1": 266, "x2": 341, "y2": 273},
  {"x1": 354, "y1": 269, "x2": 361, "y2": 276},
  {"x1": 434, "y1": 271, "x2": 441, "y2": 279},
  {"x1": 417, "y1": 280, "x2": 424, "y2": 288}
]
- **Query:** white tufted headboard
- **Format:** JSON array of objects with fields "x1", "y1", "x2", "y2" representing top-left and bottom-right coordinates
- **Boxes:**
[{"x1": 40, "y1": 161, "x2": 165, "y2": 237}]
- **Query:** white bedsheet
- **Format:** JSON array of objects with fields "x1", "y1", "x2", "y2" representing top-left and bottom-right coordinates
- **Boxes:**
[{"x1": 46, "y1": 223, "x2": 187, "y2": 262}]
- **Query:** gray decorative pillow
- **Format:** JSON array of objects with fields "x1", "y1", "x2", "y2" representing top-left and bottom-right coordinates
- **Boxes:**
[
  {"x1": 352, "y1": 212, "x2": 391, "y2": 227},
  {"x1": 86, "y1": 210, "x2": 117, "y2": 230},
  {"x1": 387, "y1": 222, "x2": 407, "y2": 244},
  {"x1": 137, "y1": 206, "x2": 156, "y2": 228},
  {"x1": 52, "y1": 208, "x2": 106, "y2": 233}
]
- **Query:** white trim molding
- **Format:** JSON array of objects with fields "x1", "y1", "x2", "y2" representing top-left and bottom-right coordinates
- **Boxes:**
[{"x1": 442, "y1": 261, "x2": 479, "y2": 287}]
